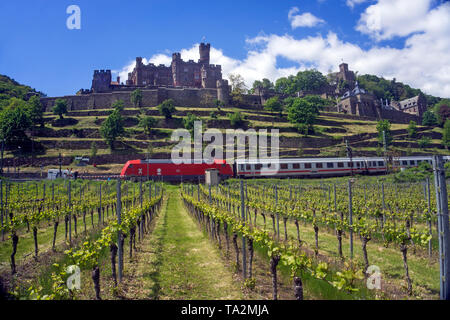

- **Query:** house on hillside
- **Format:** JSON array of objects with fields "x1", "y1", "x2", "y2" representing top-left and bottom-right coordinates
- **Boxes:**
[{"x1": 391, "y1": 94, "x2": 427, "y2": 118}]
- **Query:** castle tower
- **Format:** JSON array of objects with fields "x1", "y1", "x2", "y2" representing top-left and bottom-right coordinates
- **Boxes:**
[
  {"x1": 199, "y1": 43, "x2": 210, "y2": 65},
  {"x1": 91, "y1": 70, "x2": 112, "y2": 92},
  {"x1": 171, "y1": 53, "x2": 182, "y2": 86},
  {"x1": 217, "y1": 79, "x2": 230, "y2": 105},
  {"x1": 339, "y1": 63, "x2": 349, "y2": 74},
  {"x1": 337, "y1": 62, "x2": 356, "y2": 86}
]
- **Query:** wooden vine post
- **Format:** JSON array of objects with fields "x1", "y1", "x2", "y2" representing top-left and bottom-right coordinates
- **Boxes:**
[
  {"x1": 240, "y1": 180, "x2": 247, "y2": 279},
  {"x1": 117, "y1": 179, "x2": 123, "y2": 282},
  {"x1": 348, "y1": 179, "x2": 353, "y2": 259},
  {"x1": 433, "y1": 155, "x2": 450, "y2": 300}
]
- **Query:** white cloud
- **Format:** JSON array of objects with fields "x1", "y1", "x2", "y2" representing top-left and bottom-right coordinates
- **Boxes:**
[
  {"x1": 356, "y1": 0, "x2": 433, "y2": 40},
  {"x1": 288, "y1": 7, "x2": 325, "y2": 28},
  {"x1": 346, "y1": 0, "x2": 370, "y2": 9},
  {"x1": 115, "y1": 2, "x2": 450, "y2": 98}
]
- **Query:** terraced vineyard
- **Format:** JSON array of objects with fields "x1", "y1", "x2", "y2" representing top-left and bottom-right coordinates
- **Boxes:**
[{"x1": 3, "y1": 103, "x2": 447, "y2": 177}]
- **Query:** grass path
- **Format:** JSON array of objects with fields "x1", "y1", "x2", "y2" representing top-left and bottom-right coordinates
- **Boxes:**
[{"x1": 121, "y1": 186, "x2": 245, "y2": 299}]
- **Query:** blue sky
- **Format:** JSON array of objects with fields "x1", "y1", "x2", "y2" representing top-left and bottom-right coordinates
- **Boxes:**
[{"x1": 0, "y1": 0, "x2": 449, "y2": 97}]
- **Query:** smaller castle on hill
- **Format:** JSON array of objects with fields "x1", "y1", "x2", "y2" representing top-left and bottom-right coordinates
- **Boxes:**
[{"x1": 337, "y1": 79, "x2": 426, "y2": 122}]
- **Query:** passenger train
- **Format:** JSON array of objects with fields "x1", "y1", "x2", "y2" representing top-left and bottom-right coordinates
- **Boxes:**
[{"x1": 120, "y1": 156, "x2": 450, "y2": 181}]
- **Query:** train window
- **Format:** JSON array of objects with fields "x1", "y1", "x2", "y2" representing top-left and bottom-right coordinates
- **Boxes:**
[
  {"x1": 378, "y1": 161, "x2": 384, "y2": 166},
  {"x1": 255, "y1": 164, "x2": 262, "y2": 170},
  {"x1": 240, "y1": 164, "x2": 245, "y2": 171},
  {"x1": 402, "y1": 160, "x2": 407, "y2": 165},
  {"x1": 409, "y1": 160, "x2": 415, "y2": 165},
  {"x1": 338, "y1": 162, "x2": 344, "y2": 168},
  {"x1": 316, "y1": 163, "x2": 323, "y2": 168},
  {"x1": 293, "y1": 163, "x2": 300, "y2": 169},
  {"x1": 246, "y1": 164, "x2": 251, "y2": 170},
  {"x1": 281, "y1": 164, "x2": 288, "y2": 169},
  {"x1": 417, "y1": 160, "x2": 422, "y2": 164},
  {"x1": 348, "y1": 162, "x2": 353, "y2": 167},
  {"x1": 356, "y1": 162, "x2": 360, "y2": 168},
  {"x1": 327, "y1": 163, "x2": 334, "y2": 168},
  {"x1": 305, "y1": 163, "x2": 311, "y2": 169}
]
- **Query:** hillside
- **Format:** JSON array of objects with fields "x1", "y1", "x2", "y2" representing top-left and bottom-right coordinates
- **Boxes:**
[
  {"x1": 356, "y1": 74, "x2": 442, "y2": 106},
  {"x1": 0, "y1": 73, "x2": 447, "y2": 176},
  {"x1": 2, "y1": 103, "x2": 446, "y2": 175},
  {"x1": 0, "y1": 74, "x2": 44, "y2": 107}
]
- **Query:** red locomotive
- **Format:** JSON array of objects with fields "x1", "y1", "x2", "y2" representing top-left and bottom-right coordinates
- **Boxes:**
[{"x1": 120, "y1": 158, "x2": 234, "y2": 181}]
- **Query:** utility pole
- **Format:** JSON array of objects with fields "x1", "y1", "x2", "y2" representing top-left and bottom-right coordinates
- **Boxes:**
[
  {"x1": 58, "y1": 153, "x2": 62, "y2": 178},
  {"x1": 383, "y1": 131, "x2": 389, "y2": 174},
  {"x1": 346, "y1": 139, "x2": 353, "y2": 176},
  {"x1": 348, "y1": 179, "x2": 353, "y2": 259}
]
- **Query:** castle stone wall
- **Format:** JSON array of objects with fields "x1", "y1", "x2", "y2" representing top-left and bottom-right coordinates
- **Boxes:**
[
  {"x1": 380, "y1": 109, "x2": 420, "y2": 124},
  {"x1": 41, "y1": 87, "x2": 221, "y2": 112}
]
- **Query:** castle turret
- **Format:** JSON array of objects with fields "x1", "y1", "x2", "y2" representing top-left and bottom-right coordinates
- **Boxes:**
[
  {"x1": 172, "y1": 53, "x2": 181, "y2": 61},
  {"x1": 217, "y1": 79, "x2": 230, "y2": 105},
  {"x1": 91, "y1": 69, "x2": 112, "y2": 92},
  {"x1": 337, "y1": 62, "x2": 356, "y2": 84},
  {"x1": 199, "y1": 43, "x2": 210, "y2": 65},
  {"x1": 339, "y1": 63, "x2": 349, "y2": 74}
]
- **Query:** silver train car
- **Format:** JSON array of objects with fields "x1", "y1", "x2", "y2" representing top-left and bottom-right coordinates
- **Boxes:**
[{"x1": 235, "y1": 156, "x2": 450, "y2": 178}]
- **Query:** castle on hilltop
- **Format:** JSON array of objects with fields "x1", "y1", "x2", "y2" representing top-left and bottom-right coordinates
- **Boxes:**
[
  {"x1": 39, "y1": 48, "x2": 425, "y2": 124},
  {"x1": 90, "y1": 43, "x2": 225, "y2": 93}
]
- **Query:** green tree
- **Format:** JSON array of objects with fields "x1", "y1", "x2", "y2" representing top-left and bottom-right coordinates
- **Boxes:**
[
  {"x1": 376, "y1": 119, "x2": 393, "y2": 147},
  {"x1": 0, "y1": 98, "x2": 32, "y2": 148},
  {"x1": 443, "y1": 119, "x2": 450, "y2": 149},
  {"x1": 228, "y1": 74, "x2": 247, "y2": 95},
  {"x1": 295, "y1": 69, "x2": 328, "y2": 92},
  {"x1": 418, "y1": 136, "x2": 432, "y2": 149},
  {"x1": 264, "y1": 96, "x2": 283, "y2": 116},
  {"x1": 275, "y1": 77, "x2": 291, "y2": 94},
  {"x1": 228, "y1": 112, "x2": 245, "y2": 128},
  {"x1": 282, "y1": 96, "x2": 297, "y2": 110},
  {"x1": 158, "y1": 99, "x2": 176, "y2": 119},
  {"x1": 139, "y1": 116, "x2": 158, "y2": 135},
  {"x1": 302, "y1": 95, "x2": 331, "y2": 108},
  {"x1": 407, "y1": 120, "x2": 417, "y2": 138},
  {"x1": 100, "y1": 109, "x2": 125, "y2": 150},
  {"x1": 251, "y1": 78, "x2": 274, "y2": 94},
  {"x1": 27, "y1": 95, "x2": 44, "y2": 127},
  {"x1": 131, "y1": 89, "x2": 143, "y2": 108},
  {"x1": 287, "y1": 97, "x2": 320, "y2": 135},
  {"x1": 183, "y1": 112, "x2": 200, "y2": 134},
  {"x1": 52, "y1": 99, "x2": 67, "y2": 119},
  {"x1": 90, "y1": 141, "x2": 98, "y2": 160},
  {"x1": 274, "y1": 70, "x2": 327, "y2": 95},
  {"x1": 435, "y1": 103, "x2": 450, "y2": 126},
  {"x1": 422, "y1": 110, "x2": 438, "y2": 126},
  {"x1": 214, "y1": 99, "x2": 224, "y2": 110},
  {"x1": 112, "y1": 100, "x2": 125, "y2": 113},
  {"x1": 209, "y1": 110, "x2": 218, "y2": 119}
]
